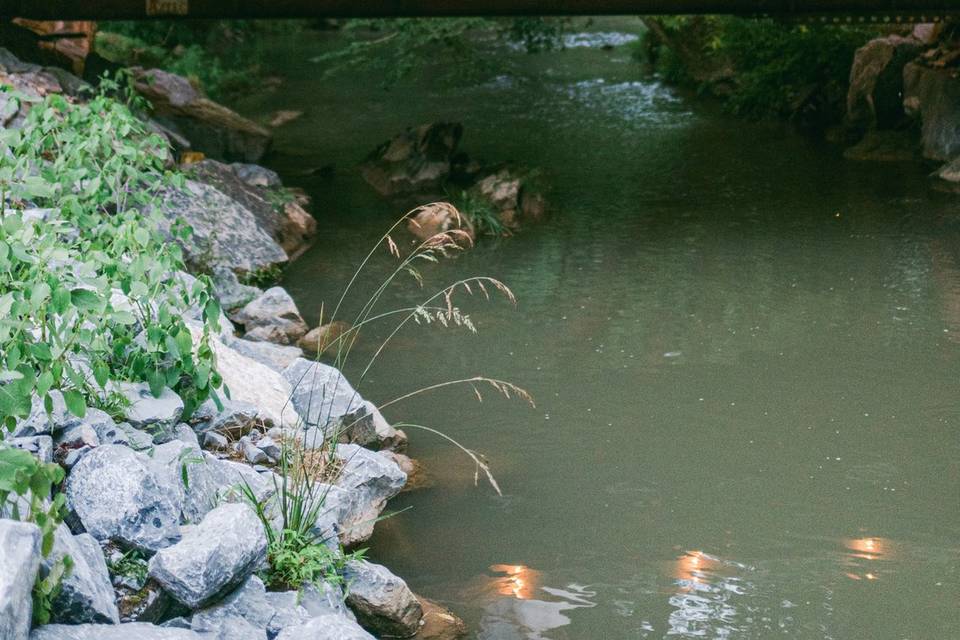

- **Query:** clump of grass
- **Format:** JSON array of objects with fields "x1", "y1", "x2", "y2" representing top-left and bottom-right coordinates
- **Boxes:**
[
  {"x1": 243, "y1": 203, "x2": 533, "y2": 591},
  {"x1": 451, "y1": 189, "x2": 509, "y2": 237}
]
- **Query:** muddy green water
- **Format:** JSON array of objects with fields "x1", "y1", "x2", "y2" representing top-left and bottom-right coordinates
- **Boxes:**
[{"x1": 237, "y1": 20, "x2": 959, "y2": 639}]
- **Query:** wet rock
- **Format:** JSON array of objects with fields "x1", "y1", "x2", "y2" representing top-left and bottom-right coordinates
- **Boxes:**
[
  {"x1": 43, "y1": 524, "x2": 119, "y2": 624},
  {"x1": 148, "y1": 503, "x2": 267, "y2": 609},
  {"x1": 228, "y1": 338, "x2": 304, "y2": 373},
  {"x1": 846, "y1": 35, "x2": 921, "y2": 131},
  {"x1": 903, "y1": 62, "x2": 960, "y2": 161},
  {"x1": 119, "y1": 382, "x2": 184, "y2": 436},
  {"x1": 935, "y1": 156, "x2": 960, "y2": 189},
  {"x1": 361, "y1": 122, "x2": 463, "y2": 196},
  {"x1": 160, "y1": 178, "x2": 288, "y2": 276},
  {"x1": 381, "y1": 452, "x2": 426, "y2": 491},
  {"x1": 415, "y1": 597, "x2": 468, "y2": 640},
  {"x1": 234, "y1": 287, "x2": 309, "y2": 346},
  {"x1": 134, "y1": 68, "x2": 271, "y2": 163},
  {"x1": 274, "y1": 615, "x2": 375, "y2": 640},
  {"x1": 30, "y1": 622, "x2": 204, "y2": 639},
  {"x1": 343, "y1": 559, "x2": 423, "y2": 637},
  {"x1": 0, "y1": 520, "x2": 41, "y2": 640},
  {"x1": 298, "y1": 321, "x2": 351, "y2": 356},
  {"x1": 188, "y1": 159, "x2": 316, "y2": 258},
  {"x1": 65, "y1": 444, "x2": 183, "y2": 553},
  {"x1": 191, "y1": 575, "x2": 273, "y2": 640},
  {"x1": 7, "y1": 435, "x2": 53, "y2": 463}
]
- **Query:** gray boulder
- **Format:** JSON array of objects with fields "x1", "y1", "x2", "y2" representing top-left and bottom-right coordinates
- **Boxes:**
[
  {"x1": 119, "y1": 383, "x2": 184, "y2": 437},
  {"x1": 148, "y1": 503, "x2": 267, "y2": 609},
  {"x1": 228, "y1": 338, "x2": 303, "y2": 373},
  {"x1": 30, "y1": 623, "x2": 205, "y2": 640},
  {"x1": 43, "y1": 524, "x2": 119, "y2": 624},
  {"x1": 160, "y1": 178, "x2": 288, "y2": 276},
  {"x1": 7, "y1": 435, "x2": 53, "y2": 463},
  {"x1": 191, "y1": 575, "x2": 273, "y2": 640},
  {"x1": 66, "y1": 445, "x2": 183, "y2": 552},
  {"x1": 191, "y1": 398, "x2": 261, "y2": 438},
  {"x1": 231, "y1": 163, "x2": 282, "y2": 188},
  {"x1": 266, "y1": 582, "x2": 354, "y2": 637},
  {"x1": 212, "y1": 266, "x2": 263, "y2": 312},
  {"x1": 0, "y1": 520, "x2": 41, "y2": 640},
  {"x1": 234, "y1": 287, "x2": 309, "y2": 346},
  {"x1": 343, "y1": 560, "x2": 423, "y2": 637},
  {"x1": 274, "y1": 615, "x2": 375, "y2": 640}
]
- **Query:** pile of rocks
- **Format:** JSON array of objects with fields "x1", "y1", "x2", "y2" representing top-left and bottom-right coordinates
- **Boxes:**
[
  {"x1": 360, "y1": 122, "x2": 548, "y2": 241},
  {"x1": 843, "y1": 22, "x2": 960, "y2": 191},
  {"x1": 0, "y1": 48, "x2": 465, "y2": 640},
  {"x1": 2, "y1": 298, "x2": 462, "y2": 639}
]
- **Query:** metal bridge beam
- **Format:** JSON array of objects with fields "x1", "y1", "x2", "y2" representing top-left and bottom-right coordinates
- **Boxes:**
[{"x1": 0, "y1": 0, "x2": 957, "y2": 20}]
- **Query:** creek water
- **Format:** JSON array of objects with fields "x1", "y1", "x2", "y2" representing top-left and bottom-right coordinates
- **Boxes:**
[{"x1": 236, "y1": 19, "x2": 959, "y2": 639}]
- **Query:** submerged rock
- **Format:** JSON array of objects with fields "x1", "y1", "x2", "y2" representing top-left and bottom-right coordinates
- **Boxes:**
[
  {"x1": 0, "y1": 520, "x2": 41, "y2": 640},
  {"x1": 148, "y1": 503, "x2": 267, "y2": 609},
  {"x1": 65, "y1": 444, "x2": 182, "y2": 553},
  {"x1": 343, "y1": 559, "x2": 423, "y2": 637},
  {"x1": 298, "y1": 321, "x2": 351, "y2": 356},
  {"x1": 415, "y1": 597, "x2": 468, "y2": 640}
]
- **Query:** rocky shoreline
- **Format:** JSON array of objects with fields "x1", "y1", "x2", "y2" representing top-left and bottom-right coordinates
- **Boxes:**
[{"x1": 0, "y1": 49, "x2": 464, "y2": 640}]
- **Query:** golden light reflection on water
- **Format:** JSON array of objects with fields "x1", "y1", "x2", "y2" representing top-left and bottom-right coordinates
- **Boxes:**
[
  {"x1": 842, "y1": 536, "x2": 894, "y2": 581},
  {"x1": 672, "y1": 550, "x2": 721, "y2": 588},
  {"x1": 489, "y1": 564, "x2": 541, "y2": 600}
]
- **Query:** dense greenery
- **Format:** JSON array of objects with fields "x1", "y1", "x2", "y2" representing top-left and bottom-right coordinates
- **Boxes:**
[
  {"x1": 0, "y1": 75, "x2": 224, "y2": 427},
  {"x1": 641, "y1": 17, "x2": 878, "y2": 122}
]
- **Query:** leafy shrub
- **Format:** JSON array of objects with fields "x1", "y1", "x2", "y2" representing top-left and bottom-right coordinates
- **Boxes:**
[
  {"x1": 0, "y1": 74, "x2": 224, "y2": 428},
  {"x1": 0, "y1": 445, "x2": 72, "y2": 625}
]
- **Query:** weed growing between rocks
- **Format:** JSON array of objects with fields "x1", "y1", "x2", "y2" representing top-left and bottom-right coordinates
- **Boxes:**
[{"x1": 244, "y1": 204, "x2": 534, "y2": 594}]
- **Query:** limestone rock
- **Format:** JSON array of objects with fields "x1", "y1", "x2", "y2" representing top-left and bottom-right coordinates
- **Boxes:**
[
  {"x1": 191, "y1": 575, "x2": 274, "y2": 640},
  {"x1": 0, "y1": 520, "x2": 41, "y2": 640},
  {"x1": 119, "y1": 382, "x2": 184, "y2": 435},
  {"x1": 159, "y1": 178, "x2": 288, "y2": 277},
  {"x1": 343, "y1": 559, "x2": 423, "y2": 637},
  {"x1": 234, "y1": 287, "x2": 309, "y2": 346},
  {"x1": 274, "y1": 615, "x2": 375, "y2": 640},
  {"x1": 65, "y1": 444, "x2": 183, "y2": 553},
  {"x1": 43, "y1": 524, "x2": 119, "y2": 624},
  {"x1": 7, "y1": 435, "x2": 53, "y2": 463},
  {"x1": 148, "y1": 503, "x2": 267, "y2": 609},
  {"x1": 30, "y1": 623, "x2": 205, "y2": 640},
  {"x1": 211, "y1": 267, "x2": 263, "y2": 312},
  {"x1": 227, "y1": 338, "x2": 304, "y2": 373}
]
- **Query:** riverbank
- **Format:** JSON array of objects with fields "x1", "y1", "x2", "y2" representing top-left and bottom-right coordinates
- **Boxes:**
[
  {"x1": 0, "y1": 48, "x2": 465, "y2": 640},
  {"x1": 642, "y1": 17, "x2": 960, "y2": 192}
]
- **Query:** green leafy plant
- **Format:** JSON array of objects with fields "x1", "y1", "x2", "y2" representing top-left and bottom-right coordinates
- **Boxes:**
[
  {"x1": 0, "y1": 445, "x2": 72, "y2": 625},
  {"x1": 107, "y1": 549, "x2": 149, "y2": 584},
  {"x1": 264, "y1": 529, "x2": 364, "y2": 591},
  {"x1": 0, "y1": 74, "x2": 225, "y2": 428}
]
